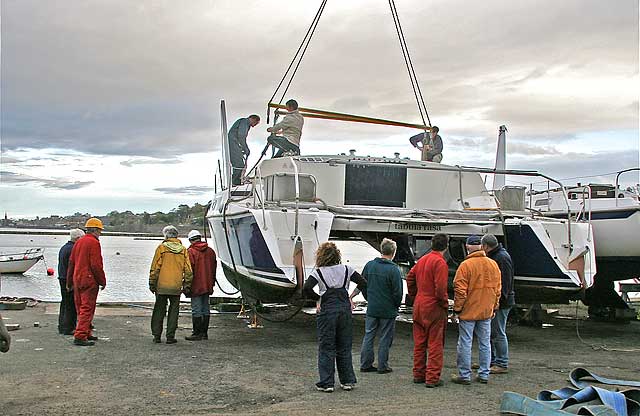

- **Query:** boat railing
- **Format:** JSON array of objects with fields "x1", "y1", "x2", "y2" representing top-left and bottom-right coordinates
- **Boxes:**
[
  {"x1": 615, "y1": 168, "x2": 640, "y2": 207},
  {"x1": 0, "y1": 247, "x2": 44, "y2": 260},
  {"x1": 256, "y1": 165, "x2": 268, "y2": 230},
  {"x1": 575, "y1": 185, "x2": 593, "y2": 242},
  {"x1": 290, "y1": 156, "x2": 301, "y2": 237}
]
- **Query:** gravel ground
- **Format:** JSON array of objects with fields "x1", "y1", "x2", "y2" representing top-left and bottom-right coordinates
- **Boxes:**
[{"x1": 1, "y1": 303, "x2": 638, "y2": 415}]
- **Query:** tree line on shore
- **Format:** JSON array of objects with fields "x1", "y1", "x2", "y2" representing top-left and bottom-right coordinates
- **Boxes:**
[{"x1": 3, "y1": 203, "x2": 209, "y2": 234}]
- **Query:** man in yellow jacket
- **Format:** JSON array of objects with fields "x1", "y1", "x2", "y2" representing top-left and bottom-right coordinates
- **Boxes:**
[
  {"x1": 149, "y1": 225, "x2": 193, "y2": 344},
  {"x1": 451, "y1": 235, "x2": 501, "y2": 385}
]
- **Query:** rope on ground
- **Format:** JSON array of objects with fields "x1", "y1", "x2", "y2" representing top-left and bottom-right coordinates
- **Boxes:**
[
  {"x1": 253, "y1": 303, "x2": 304, "y2": 323},
  {"x1": 574, "y1": 301, "x2": 640, "y2": 353}
]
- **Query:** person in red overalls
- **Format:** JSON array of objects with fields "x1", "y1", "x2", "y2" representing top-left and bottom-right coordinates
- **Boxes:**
[
  {"x1": 66, "y1": 218, "x2": 106, "y2": 346},
  {"x1": 406, "y1": 233, "x2": 450, "y2": 388}
]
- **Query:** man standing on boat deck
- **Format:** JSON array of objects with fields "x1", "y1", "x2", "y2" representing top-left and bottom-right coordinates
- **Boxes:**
[
  {"x1": 409, "y1": 126, "x2": 443, "y2": 162},
  {"x1": 149, "y1": 226, "x2": 193, "y2": 344},
  {"x1": 406, "y1": 233, "x2": 450, "y2": 388},
  {"x1": 184, "y1": 230, "x2": 216, "y2": 341},
  {"x1": 58, "y1": 228, "x2": 84, "y2": 335},
  {"x1": 481, "y1": 234, "x2": 515, "y2": 375},
  {"x1": 451, "y1": 235, "x2": 501, "y2": 385},
  {"x1": 267, "y1": 99, "x2": 304, "y2": 157},
  {"x1": 228, "y1": 114, "x2": 261, "y2": 186},
  {"x1": 355, "y1": 238, "x2": 403, "y2": 375},
  {"x1": 66, "y1": 218, "x2": 106, "y2": 347}
]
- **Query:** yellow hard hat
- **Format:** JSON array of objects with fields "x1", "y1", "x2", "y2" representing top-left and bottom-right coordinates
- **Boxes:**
[{"x1": 84, "y1": 217, "x2": 104, "y2": 230}]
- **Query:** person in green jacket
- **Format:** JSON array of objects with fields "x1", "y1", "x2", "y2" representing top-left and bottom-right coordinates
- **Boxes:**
[{"x1": 353, "y1": 238, "x2": 403, "y2": 374}]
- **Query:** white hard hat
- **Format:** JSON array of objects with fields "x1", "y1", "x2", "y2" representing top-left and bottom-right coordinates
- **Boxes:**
[{"x1": 188, "y1": 229, "x2": 202, "y2": 240}]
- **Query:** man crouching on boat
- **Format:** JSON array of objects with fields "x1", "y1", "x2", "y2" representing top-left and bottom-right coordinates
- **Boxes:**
[
  {"x1": 66, "y1": 218, "x2": 106, "y2": 347},
  {"x1": 303, "y1": 242, "x2": 368, "y2": 393},
  {"x1": 267, "y1": 99, "x2": 304, "y2": 157},
  {"x1": 149, "y1": 226, "x2": 193, "y2": 344}
]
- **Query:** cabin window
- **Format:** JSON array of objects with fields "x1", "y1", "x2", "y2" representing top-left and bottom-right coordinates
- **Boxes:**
[
  {"x1": 534, "y1": 198, "x2": 549, "y2": 206},
  {"x1": 344, "y1": 164, "x2": 407, "y2": 207},
  {"x1": 264, "y1": 173, "x2": 316, "y2": 202}
]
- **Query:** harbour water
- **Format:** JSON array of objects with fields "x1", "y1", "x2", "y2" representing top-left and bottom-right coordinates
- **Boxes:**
[{"x1": 0, "y1": 230, "x2": 378, "y2": 302}]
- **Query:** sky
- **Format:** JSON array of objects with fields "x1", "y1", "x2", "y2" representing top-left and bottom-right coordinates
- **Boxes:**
[{"x1": 1, "y1": 0, "x2": 639, "y2": 218}]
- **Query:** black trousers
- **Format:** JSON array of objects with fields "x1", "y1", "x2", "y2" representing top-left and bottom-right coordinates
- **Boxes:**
[
  {"x1": 316, "y1": 307, "x2": 357, "y2": 388},
  {"x1": 58, "y1": 279, "x2": 77, "y2": 334}
]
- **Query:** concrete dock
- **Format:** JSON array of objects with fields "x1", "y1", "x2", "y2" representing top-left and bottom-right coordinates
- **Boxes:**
[{"x1": 1, "y1": 303, "x2": 638, "y2": 415}]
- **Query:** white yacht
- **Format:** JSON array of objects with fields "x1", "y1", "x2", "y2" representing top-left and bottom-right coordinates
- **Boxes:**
[
  {"x1": 207, "y1": 145, "x2": 596, "y2": 306},
  {"x1": 529, "y1": 172, "x2": 640, "y2": 283}
]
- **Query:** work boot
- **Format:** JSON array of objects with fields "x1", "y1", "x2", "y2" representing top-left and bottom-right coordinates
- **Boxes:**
[
  {"x1": 166, "y1": 337, "x2": 177, "y2": 344},
  {"x1": 185, "y1": 317, "x2": 203, "y2": 341},
  {"x1": 87, "y1": 335, "x2": 98, "y2": 341},
  {"x1": 73, "y1": 338, "x2": 95, "y2": 346},
  {"x1": 201, "y1": 315, "x2": 210, "y2": 340}
]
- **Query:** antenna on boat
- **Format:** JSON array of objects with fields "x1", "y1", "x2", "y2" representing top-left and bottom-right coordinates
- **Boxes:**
[
  {"x1": 493, "y1": 125, "x2": 507, "y2": 190},
  {"x1": 220, "y1": 100, "x2": 232, "y2": 190}
]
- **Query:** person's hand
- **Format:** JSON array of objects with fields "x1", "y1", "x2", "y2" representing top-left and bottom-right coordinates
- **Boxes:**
[
  {"x1": 67, "y1": 285, "x2": 73, "y2": 292},
  {"x1": 349, "y1": 298, "x2": 356, "y2": 311},
  {"x1": 316, "y1": 302, "x2": 321, "y2": 313},
  {"x1": 149, "y1": 286, "x2": 156, "y2": 294}
]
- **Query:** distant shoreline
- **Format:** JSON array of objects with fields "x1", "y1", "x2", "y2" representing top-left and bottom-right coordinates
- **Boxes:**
[{"x1": 0, "y1": 228, "x2": 163, "y2": 237}]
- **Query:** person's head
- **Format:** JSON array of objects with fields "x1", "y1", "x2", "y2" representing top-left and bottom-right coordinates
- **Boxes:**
[
  {"x1": 465, "y1": 235, "x2": 482, "y2": 254},
  {"x1": 84, "y1": 218, "x2": 103, "y2": 237},
  {"x1": 188, "y1": 229, "x2": 202, "y2": 243},
  {"x1": 285, "y1": 99, "x2": 299, "y2": 112},
  {"x1": 315, "y1": 242, "x2": 341, "y2": 268},
  {"x1": 379, "y1": 238, "x2": 397, "y2": 259},
  {"x1": 69, "y1": 228, "x2": 85, "y2": 242},
  {"x1": 481, "y1": 234, "x2": 499, "y2": 254},
  {"x1": 431, "y1": 233, "x2": 449, "y2": 252},
  {"x1": 431, "y1": 125, "x2": 439, "y2": 138},
  {"x1": 162, "y1": 225, "x2": 179, "y2": 239},
  {"x1": 248, "y1": 114, "x2": 260, "y2": 127}
]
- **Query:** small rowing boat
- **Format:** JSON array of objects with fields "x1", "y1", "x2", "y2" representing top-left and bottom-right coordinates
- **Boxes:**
[{"x1": 0, "y1": 248, "x2": 45, "y2": 274}]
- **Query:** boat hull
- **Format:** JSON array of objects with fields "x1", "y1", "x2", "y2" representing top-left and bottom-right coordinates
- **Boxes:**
[{"x1": 0, "y1": 257, "x2": 42, "y2": 274}]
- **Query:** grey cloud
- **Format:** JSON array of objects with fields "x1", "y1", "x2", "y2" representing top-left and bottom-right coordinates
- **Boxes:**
[
  {"x1": 153, "y1": 186, "x2": 213, "y2": 195},
  {"x1": 0, "y1": 170, "x2": 94, "y2": 190},
  {"x1": 0, "y1": 0, "x2": 637, "y2": 158},
  {"x1": 120, "y1": 157, "x2": 182, "y2": 167}
]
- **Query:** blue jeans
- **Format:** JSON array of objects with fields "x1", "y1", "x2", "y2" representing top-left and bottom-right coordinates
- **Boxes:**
[
  {"x1": 491, "y1": 307, "x2": 512, "y2": 368},
  {"x1": 457, "y1": 318, "x2": 491, "y2": 380},
  {"x1": 316, "y1": 308, "x2": 357, "y2": 388},
  {"x1": 360, "y1": 316, "x2": 396, "y2": 371},
  {"x1": 190, "y1": 295, "x2": 210, "y2": 317}
]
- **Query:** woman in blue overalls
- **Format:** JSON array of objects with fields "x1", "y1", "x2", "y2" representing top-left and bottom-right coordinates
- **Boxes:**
[{"x1": 303, "y1": 242, "x2": 368, "y2": 392}]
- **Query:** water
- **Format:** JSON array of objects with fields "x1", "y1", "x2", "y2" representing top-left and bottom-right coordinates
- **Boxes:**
[{"x1": 0, "y1": 231, "x2": 378, "y2": 302}]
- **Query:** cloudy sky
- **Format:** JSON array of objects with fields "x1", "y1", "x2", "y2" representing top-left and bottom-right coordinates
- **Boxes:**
[{"x1": 1, "y1": 0, "x2": 638, "y2": 218}]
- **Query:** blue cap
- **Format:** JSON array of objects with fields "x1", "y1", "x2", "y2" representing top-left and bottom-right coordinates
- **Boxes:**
[{"x1": 466, "y1": 235, "x2": 482, "y2": 245}]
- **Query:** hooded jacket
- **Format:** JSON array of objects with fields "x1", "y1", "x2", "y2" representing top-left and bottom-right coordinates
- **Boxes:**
[
  {"x1": 149, "y1": 238, "x2": 193, "y2": 296},
  {"x1": 453, "y1": 250, "x2": 501, "y2": 321},
  {"x1": 187, "y1": 241, "x2": 217, "y2": 297},
  {"x1": 486, "y1": 244, "x2": 515, "y2": 308},
  {"x1": 66, "y1": 234, "x2": 106, "y2": 291}
]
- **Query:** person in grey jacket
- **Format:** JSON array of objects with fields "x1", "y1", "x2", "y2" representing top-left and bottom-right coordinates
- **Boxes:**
[
  {"x1": 267, "y1": 99, "x2": 304, "y2": 157},
  {"x1": 228, "y1": 115, "x2": 260, "y2": 185},
  {"x1": 409, "y1": 126, "x2": 443, "y2": 162}
]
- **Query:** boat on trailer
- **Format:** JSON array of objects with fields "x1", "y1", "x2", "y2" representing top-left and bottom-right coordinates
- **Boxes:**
[
  {"x1": 0, "y1": 248, "x2": 45, "y2": 274},
  {"x1": 207, "y1": 131, "x2": 596, "y2": 306}
]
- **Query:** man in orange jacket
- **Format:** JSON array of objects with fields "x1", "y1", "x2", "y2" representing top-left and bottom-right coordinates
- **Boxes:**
[
  {"x1": 67, "y1": 218, "x2": 106, "y2": 346},
  {"x1": 451, "y1": 235, "x2": 501, "y2": 385}
]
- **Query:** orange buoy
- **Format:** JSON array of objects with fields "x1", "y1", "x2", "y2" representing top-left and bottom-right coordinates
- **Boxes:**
[{"x1": 47, "y1": 268, "x2": 54, "y2": 276}]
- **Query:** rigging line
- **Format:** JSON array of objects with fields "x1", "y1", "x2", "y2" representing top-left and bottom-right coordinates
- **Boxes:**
[
  {"x1": 267, "y1": 0, "x2": 327, "y2": 121},
  {"x1": 389, "y1": 0, "x2": 431, "y2": 127},
  {"x1": 278, "y1": 0, "x2": 328, "y2": 105},
  {"x1": 388, "y1": 0, "x2": 429, "y2": 129}
]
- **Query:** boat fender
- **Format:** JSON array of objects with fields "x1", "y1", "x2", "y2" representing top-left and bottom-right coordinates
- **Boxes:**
[{"x1": 47, "y1": 268, "x2": 54, "y2": 276}]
